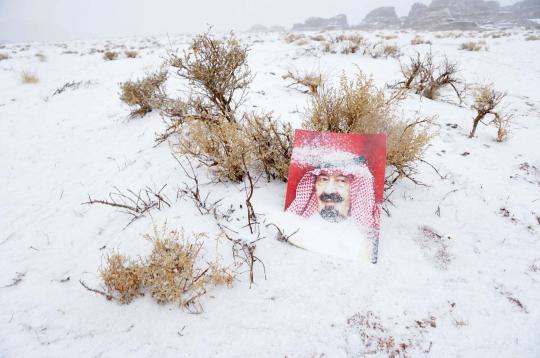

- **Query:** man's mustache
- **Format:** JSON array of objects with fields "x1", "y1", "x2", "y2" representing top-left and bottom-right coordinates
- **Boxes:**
[{"x1": 319, "y1": 193, "x2": 344, "y2": 203}]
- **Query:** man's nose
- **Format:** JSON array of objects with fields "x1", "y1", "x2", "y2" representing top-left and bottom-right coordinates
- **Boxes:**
[{"x1": 325, "y1": 178, "x2": 338, "y2": 191}]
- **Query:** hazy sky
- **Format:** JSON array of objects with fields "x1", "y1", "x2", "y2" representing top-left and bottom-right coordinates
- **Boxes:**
[{"x1": 0, "y1": 0, "x2": 519, "y2": 43}]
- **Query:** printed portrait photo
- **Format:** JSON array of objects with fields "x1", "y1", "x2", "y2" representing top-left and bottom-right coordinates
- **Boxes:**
[{"x1": 284, "y1": 130, "x2": 387, "y2": 263}]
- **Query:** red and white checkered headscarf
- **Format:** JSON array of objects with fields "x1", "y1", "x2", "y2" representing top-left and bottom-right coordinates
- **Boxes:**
[{"x1": 286, "y1": 164, "x2": 379, "y2": 230}]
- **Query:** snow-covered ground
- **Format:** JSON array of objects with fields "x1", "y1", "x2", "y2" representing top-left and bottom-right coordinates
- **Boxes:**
[{"x1": 1, "y1": 29, "x2": 540, "y2": 357}]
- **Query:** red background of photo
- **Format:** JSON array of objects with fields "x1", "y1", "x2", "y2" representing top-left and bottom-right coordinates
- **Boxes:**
[{"x1": 284, "y1": 129, "x2": 387, "y2": 210}]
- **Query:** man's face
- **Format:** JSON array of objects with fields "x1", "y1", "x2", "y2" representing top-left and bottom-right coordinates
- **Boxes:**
[{"x1": 314, "y1": 172, "x2": 351, "y2": 222}]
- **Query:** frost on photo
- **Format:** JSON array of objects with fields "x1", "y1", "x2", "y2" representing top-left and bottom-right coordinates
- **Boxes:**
[{"x1": 284, "y1": 129, "x2": 386, "y2": 263}]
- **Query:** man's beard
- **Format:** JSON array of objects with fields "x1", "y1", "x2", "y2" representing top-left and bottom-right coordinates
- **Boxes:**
[{"x1": 319, "y1": 206, "x2": 347, "y2": 223}]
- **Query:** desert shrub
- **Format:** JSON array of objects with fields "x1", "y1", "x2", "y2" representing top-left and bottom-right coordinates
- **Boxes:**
[
  {"x1": 321, "y1": 41, "x2": 335, "y2": 53},
  {"x1": 382, "y1": 44, "x2": 400, "y2": 58},
  {"x1": 284, "y1": 33, "x2": 305, "y2": 44},
  {"x1": 282, "y1": 69, "x2": 323, "y2": 95},
  {"x1": 244, "y1": 112, "x2": 294, "y2": 181},
  {"x1": 310, "y1": 34, "x2": 326, "y2": 42},
  {"x1": 168, "y1": 31, "x2": 252, "y2": 123},
  {"x1": 294, "y1": 38, "x2": 309, "y2": 46},
  {"x1": 397, "y1": 51, "x2": 462, "y2": 102},
  {"x1": 20, "y1": 71, "x2": 39, "y2": 84},
  {"x1": 303, "y1": 72, "x2": 432, "y2": 186},
  {"x1": 360, "y1": 42, "x2": 400, "y2": 59},
  {"x1": 103, "y1": 51, "x2": 119, "y2": 60},
  {"x1": 469, "y1": 85, "x2": 508, "y2": 140},
  {"x1": 494, "y1": 112, "x2": 511, "y2": 142},
  {"x1": 174, "y1": 109, "x2": 293, "y2": 182},
  {"x1": 101, "y1": 254, "x2": 143, "y2": 304},
  {"x1": 460, "y1": 41, "x2": 487, "y2": 51},
  {"x1": 100, "y1": 226, "x2": 234, "y2": 310},
  {"x1": 333, "y1": 34, "x2": 347, "y2": 42},
  {"x1": 35, "y1": 52, "x2": 47, "y2": 62},
  {"x1": 142, "y1": 229, "x2": 233, "y2": 307},
  {"x1": 411, "y1": 36, "x2": 432, "y2": 45},
  {"x1": 341, "y1": 34, "x2": 364, "y2": 54},
  {"x1": 525, "y1": 35, "x2": 540, "y2": 41},
  {"x1": 164, "y1": 31, "x2": 293, "y2": 182},
  {"x1": 119, "y1": 70, "x2": 167, "y2": 117},
  {"x1": 421, "y1": 56, "x2": 460, "y2": 100},
  {"x1": 0, "y1": 52, "x2": 9, "y2": 61},
  {"x1": 177, "y1": 119, "x2": 250, "y2": 181},
  {"x1": 381, "y1": 34, "x2": 398, "y2": 40},
  {"x1": 125, "y1": 50, "x2": 138, "y2": 58}
]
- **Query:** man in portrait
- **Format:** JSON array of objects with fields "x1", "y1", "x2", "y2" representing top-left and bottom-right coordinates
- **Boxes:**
[{"x1": 286, "y1": 154, "x2": 377, "y2": 231}]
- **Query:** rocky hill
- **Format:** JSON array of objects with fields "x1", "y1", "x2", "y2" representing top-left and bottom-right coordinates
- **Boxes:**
[
  {"x1": 359, "y1": 7, "x2": 401, "y2": 29},
  {"x1": 356, "y1": 0, "x2": 540, "y2": 31},
  {"x1": 292, "y1": 14, "x2": 348, "y2": 31}
]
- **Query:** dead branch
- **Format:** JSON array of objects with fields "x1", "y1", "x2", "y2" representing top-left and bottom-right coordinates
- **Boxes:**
[
  {"x1": 265, "y1": 223, "x2": 300, "y2": 245},
  {"x1": 282, "y1": 69, "x2": 322, "y2": 95},
  {"x1": 435, "y1": 189, "x2": 459, "y2": 217},
  {"x1": 175, "y1": 154, "x2": 266, "y2": 287},
  {"x1": 175, "y1": 155, "x2": 224, "y2": 215},
  {"x1": 79, "y1": 280, "x2": 113, "y2": 301},
  {"x1": 83, "y1": 185, "x2": 170, "y2": 226},
  {"x1": 242, "y1": 156, "x2": 257, "y2": 234}
]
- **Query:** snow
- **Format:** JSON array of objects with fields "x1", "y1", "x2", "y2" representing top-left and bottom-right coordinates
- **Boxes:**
[
  {"x1": 268, "y1": 211, "x2": 372, "y2": 262},
  {"x1": 291, "y1": 145, "x2": 373, "y2": 177},
  {"x1": 1, "y1": 29, "x2": 540, "y2": 357}
]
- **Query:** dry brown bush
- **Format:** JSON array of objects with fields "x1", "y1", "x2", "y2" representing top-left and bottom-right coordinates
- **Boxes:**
[
  {"x1": 494, "y1": 111, "x2": 511, "y2": 142},
  {"x1": 294, "y1": 38, "x2": 309, "y2": 46},
  {"x1": 460, "y1": 41, "x2": 487, "y2": 51},
  {"x1": 119, "y1": 70, "x2": 167, "y2": 117},
  {"x1": 0, "y1": 52, "x2": 9, "y2": 61},
  {"x1": 20, "y1": 71, "x2": 39, "y2": 84},
  {"x1": 284, "y1": 33, "x2": 305, "y2": 44},
  {"x1": 99, "y1": 226, "x2": 234, "y2": 311},
  {"x1": 244, "y1": 112, "x2": 294, "y2": 181},
  {"x1": 310, "y1": 34, "x2": 326, "y2": 42},
  {"x1": 525, "y1": 35, "x2": 540, "y2": 41},
  {"x1": 125, "y1": 50, "x2": 138, "y2": 58},
  {"x1": 411, "y1": 36, "x2": 432, "y2": 45},
  {"x1": 177, "y1": 119, "x2": 250, "y2": 181},
  {"x1": 321, "y1": 41, "x2": 335, "y2": 53},
  {"x1": 397, "y1": 51, "x2": 462, "y2": 103},
  {"x1": 35, "y1": 52, "x2": 47, "y2": 62},
  {"x1": 421, "y1": 56, "x2": 461, "y2": 101},
  {"x1": 341, "y1": 34, "x2": 364, "y2": 54},
  {"x1": 282, "y1": 69, "x2": 323, "y2": 95},
  {"x1": 359, "y1": 42, "x2": 400, "y2": 59},
  {"x1": 142, "y1": 228, "x2": 233, "y2": 308},
  {"x1": 382, "y1": 44, "x2": 400, "y2": 58},
  {"x1": 168, "y1": 31, "x2": 252, "y2": 123},
  {"x1": 303, "y1": 72, "x2": 432, "y2": 187},
  {"x1": 162, "y1": 31, "x2": 293, "y2": 182},
  {"x1": 470, "y1": 85, "x2": 508, "y2": 140},
  {"x1": 381, "y1": 34, "x2": 398, "y2": 40},
  {"x1": 103, "y1": 51, "x2": 119, "y2": 60},
  {"x1": 101, "y1": 254, "x2": 143, "y2": 304},
  {"x1": 174, "y1": 109, "x2": 293, "y2": 182}
]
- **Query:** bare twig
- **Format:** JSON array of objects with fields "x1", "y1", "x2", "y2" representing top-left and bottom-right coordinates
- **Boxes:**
[
  {"x1": 84, "y1": 185, "x2": 170, "y2": 226},
  {"x1": 265, "y1": 223, "x2": 300, "y2": 245},
  {"x1": 79, "y1": 280, "x2": 113, "y2": 301}
]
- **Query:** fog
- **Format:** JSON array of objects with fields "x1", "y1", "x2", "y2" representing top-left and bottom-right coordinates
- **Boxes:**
[{"x1": 0, "y1": 0, "x2": 519, "y2": 43}]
